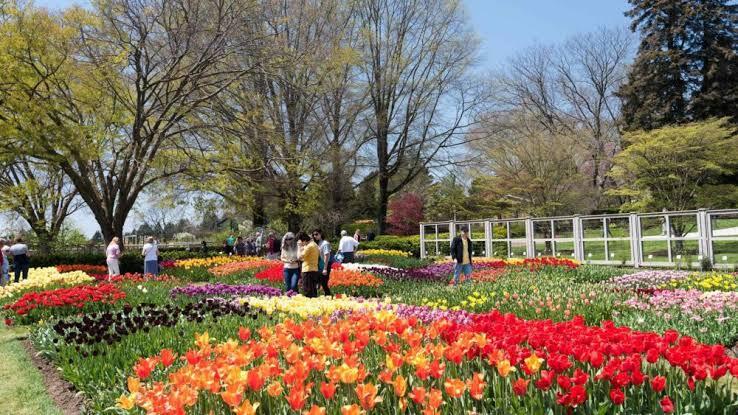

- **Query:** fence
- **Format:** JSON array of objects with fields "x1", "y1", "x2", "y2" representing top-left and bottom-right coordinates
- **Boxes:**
[{"x1": 419, "y1": 209, "x2": 738, "y2": 268}]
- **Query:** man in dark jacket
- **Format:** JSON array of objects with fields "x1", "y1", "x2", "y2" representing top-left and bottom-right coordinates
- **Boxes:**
[{"x1": 450, "y1": 226, "x2": 473, "y2": 285}]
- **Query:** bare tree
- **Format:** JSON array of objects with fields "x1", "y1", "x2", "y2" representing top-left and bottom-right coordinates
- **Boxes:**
[
  {"x1": 357, "y1": 0, "x2": 484, "y2": 233},
  {"x1": 488, "y1": 27, "x2": 632, "y2": 209},
  {"x1": 0, "y1": 157, "x2": 81, "y2": 253}
]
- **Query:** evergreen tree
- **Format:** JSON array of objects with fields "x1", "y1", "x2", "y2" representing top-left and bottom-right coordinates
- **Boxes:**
[
  {"x1": 689, "y1": 0, "x2": 738, "y2": 121},
  {"x1": 619, "y1": 0, "x2": 738, "y2": 131},
  {"x1": 619, "y1": 0, "x2": 692, "y2": 131}
]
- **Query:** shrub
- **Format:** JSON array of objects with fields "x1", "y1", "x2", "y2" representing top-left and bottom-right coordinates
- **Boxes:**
[{"x1": 360, "y1": 235, "x2": 421, "y2": 257}]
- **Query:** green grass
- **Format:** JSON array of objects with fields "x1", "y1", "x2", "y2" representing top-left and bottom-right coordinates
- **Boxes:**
[{"x1": 0, "y1": 323, "x2": 62, "y2": 415}]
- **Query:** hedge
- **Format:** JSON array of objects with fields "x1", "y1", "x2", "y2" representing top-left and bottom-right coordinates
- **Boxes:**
[
  {"x1": 14, "y1": 249, "x2": 214, "y2": 274},
  {"x1": 359, "y1": 235, "x2": 421, "y2": 257}
]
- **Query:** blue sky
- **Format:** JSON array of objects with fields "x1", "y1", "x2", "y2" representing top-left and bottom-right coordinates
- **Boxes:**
[{"x1": 33, "y1": 0, "x2": 633, "y2": 236}]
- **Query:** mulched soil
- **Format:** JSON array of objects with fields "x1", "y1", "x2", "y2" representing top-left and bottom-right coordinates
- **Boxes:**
[{"x1": 22, "y1": 339, "x2": 83, "y2": 415}]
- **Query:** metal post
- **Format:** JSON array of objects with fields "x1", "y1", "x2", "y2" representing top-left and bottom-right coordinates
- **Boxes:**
[
  {"x1": 698, "y1": 209, "x2": 712, "y2": 264},
  {"x1": 525, "y1": 218, "x2": 534, "y2": 259},
  {"x1": 572, "y1": 215, "x2": 583, "y2": 262},
  {"x1": 629, "y1": 213, "x2": 641, "y2": 268},
  {"x1": 419, "y1": 224, "x2": 426, "y2": 258},
  {"x1": 484, "y1": 220, "x2": 492, "y2": 259}
]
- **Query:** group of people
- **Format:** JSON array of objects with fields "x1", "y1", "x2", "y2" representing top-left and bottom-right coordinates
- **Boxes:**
[
  {"x1": 279, "y1": 229, "x2": 362, "y2": 297},
  {"x1": 104, "y1": 236, "x2": 160, "y2": 278},
  {"x1": 221, "y1": 232, "x2": 281, "y2": 259},
  {"x1": 0, "y1": 237, "x2": 30, "y2": 286}
]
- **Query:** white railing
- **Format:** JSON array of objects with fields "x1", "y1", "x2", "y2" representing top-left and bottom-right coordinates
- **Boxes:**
[{"x1": 420, "y1": 209, "x2": 738, "y2": 268}]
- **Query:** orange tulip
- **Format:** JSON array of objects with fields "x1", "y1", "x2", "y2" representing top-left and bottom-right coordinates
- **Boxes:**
[
  {"x1": 341, "y1": 404, "x2": 363, "y2": 415},
  {"x1": 393, "y1": 374, "x2": 408, "y2": 397},
  {"x1": 496, "y1": 359, "x2": 516, "y2": 378},
  {"x1": 319, "y1": 382, "x2": 337, "y2": 400},
  {"x1": 428, "y1": 388, "x2": 443, "y2": 410},
  {"x1": 234, "y1": 399, "x2": 260, "y2": 415},
  {"x1": 443, "y1": 378, "x2": 465, "y2": 398},
  {"x1": 355, "y1": 382, "x2": 382, "y2": 410},
  {"x1": 467, "y1": 372, "x2": 487, "y2": 400},
  {"x1": 267, "y1": 381, "x2": 284, "y2": 397},
  {"x1": 159, "y1": 349, "x2": 176, "y2": 368},
  {"x1": 303, "y1": 405, "x2": 326, "y2": 415},
  {"x1": 409, "y1": 386, "x2": 427, "y2": 405},
  {"x1": 286, "y1": 385, "x2": 309, "y2": 411}
]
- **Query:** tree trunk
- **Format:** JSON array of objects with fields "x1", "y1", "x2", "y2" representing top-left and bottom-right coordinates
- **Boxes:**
[
  {"x1": 253, "y1": 189, "x2": 266, "y2": 227},
  {"x1": 32, "y1": 228, "x2": 53, "y2": 255},
  {"x1": 376, "y1": 174, "x2": 389, "y2": 235}
]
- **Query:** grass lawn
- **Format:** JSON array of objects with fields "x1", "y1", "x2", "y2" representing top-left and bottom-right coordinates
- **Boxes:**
[{"x1": 0, "y1": 323, "x2": 62, "y2": 415}]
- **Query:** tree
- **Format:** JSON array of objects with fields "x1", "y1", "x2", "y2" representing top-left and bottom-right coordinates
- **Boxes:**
[
  {"x1": 386, "y1": 193, "x2": 424, "y2": 235},
  {"x1": 494, "y1": 28, "x2": 632, "y2": 207},
  {"x1": 356, "y1": 0, "x2": 484, "y2": 233},
  {"x1": 468, "y1": 113, "x2": 590, "y2": 217},
  {"x1": 0, "y1": 1, "x2": 258, "y2": 246},
  {"x1": 424, "y1": 175, "x2": 471, "y2": 222},
  {"x1": 0, "y1": 157, "x2": 81, "y2": 253},
  {"x1": 608, "y1": 118, "x2": 738, "y2": 213},
  {"x1": 619, "y1": 0, "x2": 738, "y2": 130}
]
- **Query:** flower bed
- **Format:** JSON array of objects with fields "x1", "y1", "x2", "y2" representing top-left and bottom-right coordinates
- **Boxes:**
[
  {"x1": 253, "y1": 264, "x2": 284, "y2": 283},
  {"x1": 357, "y1": 248, "x2": 412, "y2": 257},
  {"x1": 117, "y1": 310, "x2": 738, "y2": 414},
  {"x1": 0, "y1": 267, "x2": 93, "y2": 299},
  {"x1": 660, "y1": 271, "x2": 738, "y2": 291},
  {"x1": 210, "y1": 259, "x2": 279, "y2": 277},
  {"x1": 48, "y1": 298, "x2": 260, "y2": 347},
  {"x1": 56, "y1": 264, "x2": 108, "y2": 274},
  {"x1": 91, "y1": 273, "x2": 177, "y2": 284},
  {"x1": 170, "y1": 283, "x2": 283, "y2": 298},
  {"x1": 4, "y1": 284, "x2": 126, "y2": 323},
  {"x1": 328, "y1": 269, "x2": 384, "y2": 288},
  {"x1": 607, "y1": 270, "x2": 689, "y2": 291},
  {"x1": 174, "y1": 256, "x2": 246, "y2": 270},
  {"x1": 243, "y1": 295, "x2": 382, "y2": 318}
]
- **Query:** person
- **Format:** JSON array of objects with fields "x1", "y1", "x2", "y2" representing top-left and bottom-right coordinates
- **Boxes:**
[
  {"x1": 450, "y1": 226, "x2": 473, "y2": 285},
  {"x1": 142, "y1": 237, "x2": 159, "y2": 276},
  {"x1": 201, "y1": 240, "x2": 208, "y2": 254},
  {"x1": 354, "y1": 229, "x2": 362, "y2": 243},
  {"x1": 255, "y1": 231, "x2": 264, "y2": 255},
  {"x1": 280, "y1": 232, "x2": 300, "y2": 292},
  {"x1": 245, "y1": 237, "x2": 257, "y2": 256},
  {"x1": 9, "y1": 237, "x2": 30, "y2": 283},
  {"x1": 298, "y1": 231, "x2": 320, "y2": 298},
  {"x1": 338, "y1": 230, "x2": 359, "y2": 263},
  {"x1": 233, "y1": 236, "x2": 247, "y2": 256},
  {"x1": 266, "y1": 232, "x2": 280, "y2": 260},
  {"x1": 106, "y1": 237, "x2": 122, "y2": 278},
  {"x1": 222, "y1": 240, "x2": 230, "y2": 255},
  {"x1": 226, "y1": 234, "x2": 236, "y2": 250},
  {"x1": 366, "y1": 231, "x2": 376, "y2": 242},
  {"x1": 0, "y1": 239, "x2": 9, "y2": 286},
  {"x1": 312, "y1": 229, "x2": 332, "y2": 296}
]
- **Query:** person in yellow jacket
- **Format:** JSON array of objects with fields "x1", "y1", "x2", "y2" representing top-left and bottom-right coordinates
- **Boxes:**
[{"x1": 298, "y1": 231, "x2": 320, "y2": 298}]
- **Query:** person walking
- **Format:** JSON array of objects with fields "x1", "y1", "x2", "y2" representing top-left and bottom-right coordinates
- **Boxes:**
[
  {"x1": 0, "y1": 239, "x2": 9, "y2": 286},
  {"x1": 142, "y1": 237, "x2": 159, "y2": 276},
  {"x1": 106, "y1": 237, "x2": 122, "y2": 278},
  {"x1": 298, "y1": 232, "x2": 320, "y2": 298},
  {"x1": 9, "y1": 237, "x2": 30, "y2": 283},
  {"x1": 338, "y1": 230, "x2": 359, "y2": 263},
  {"x1": 280, "y1": 232, "x2": 300, "y2": 293},
  {"x1": 265, "y1": 232, "x2": 280, "y2": 260},
  {"x1": 234, "y1": 236, "x2": 247, "y2": 256},
  {"x1": 450, "y1": 226, "x2": 473, "y2": 285},
  {"x1": 312, "y1": 229, "x2": 332, "y2": 296}
]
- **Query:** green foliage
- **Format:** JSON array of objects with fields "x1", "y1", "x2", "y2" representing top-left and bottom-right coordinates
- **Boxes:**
[
  {"x1": 608, "y1": 119, "x2": 738, "y2": 211},
  {"x1": 360, "y1": 235, "x2": 421, "y2": 257}
]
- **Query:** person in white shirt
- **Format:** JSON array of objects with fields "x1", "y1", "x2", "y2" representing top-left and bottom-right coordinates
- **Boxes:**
[
  {"x1": 338, "y1": 230, "x2": 359, "y2": 263},
  {"x1": 142, "y1": 237, "x2": 159, "y2": 276},
  {"x1": 9, "y1": 237, "x2": 30, "y2": 283},
  {"x1": 0, "y1": 239, "x2": 9, "y2": 286},
  {"x1": 106, "y1": 237, "x2": 122, "y2": 278}
]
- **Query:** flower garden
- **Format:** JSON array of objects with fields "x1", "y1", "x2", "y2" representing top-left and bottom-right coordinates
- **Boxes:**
[{"x1": 2, "y1": 251, "x2": 738, "y2": 414}]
